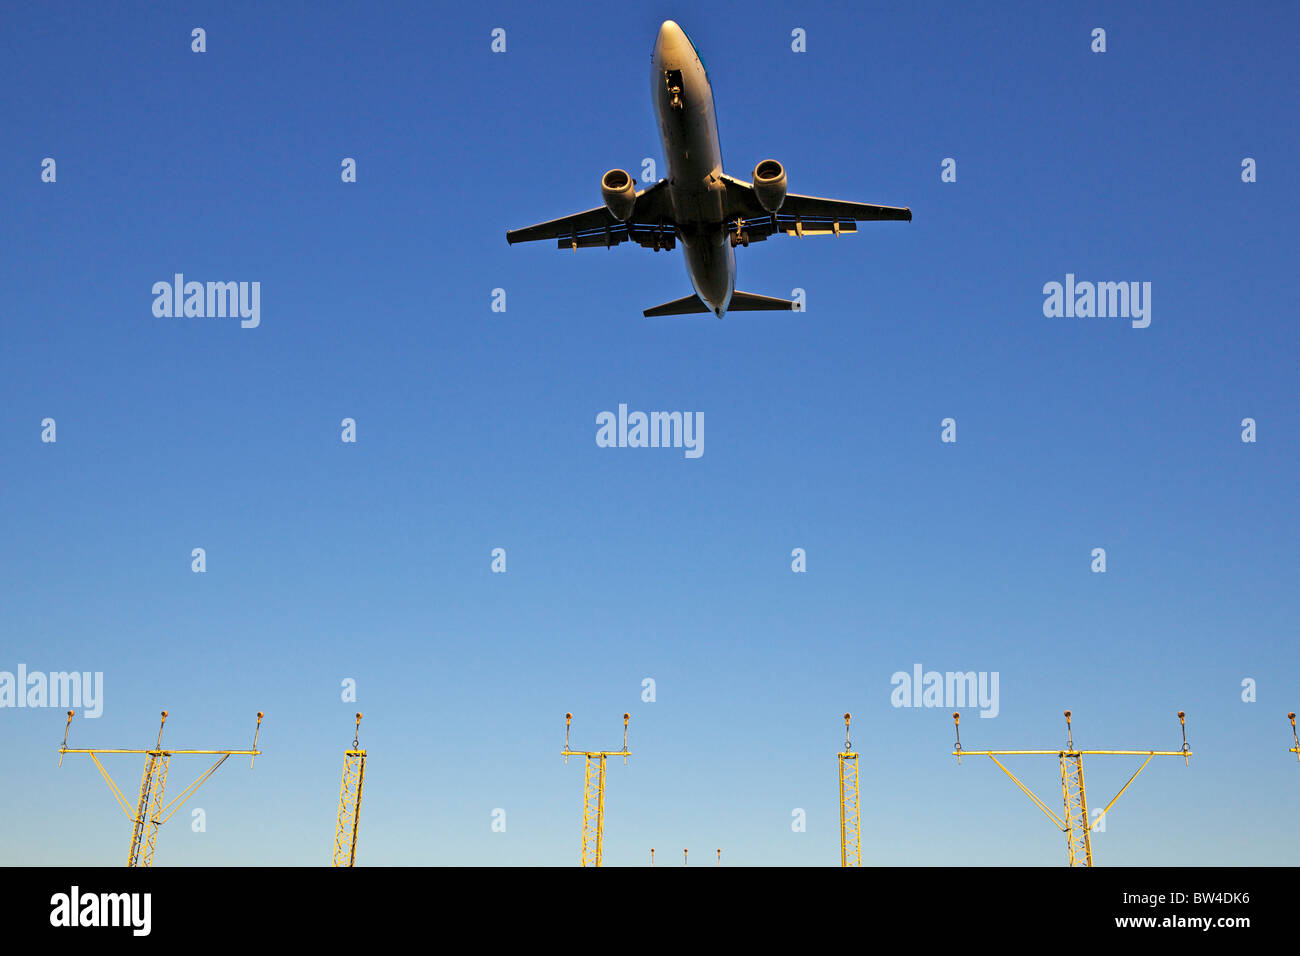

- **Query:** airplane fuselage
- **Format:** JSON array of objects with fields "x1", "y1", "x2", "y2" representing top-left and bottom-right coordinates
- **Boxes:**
[{"x1": 652, "y1": 21, "x2": 734, "y2": 317}]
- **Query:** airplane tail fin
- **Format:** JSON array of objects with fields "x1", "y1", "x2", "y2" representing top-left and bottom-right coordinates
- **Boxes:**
[{"x1": 643, "y1": 290, "x2": 798, "y2": 317}]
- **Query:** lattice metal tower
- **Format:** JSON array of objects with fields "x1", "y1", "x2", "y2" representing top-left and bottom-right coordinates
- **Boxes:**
[
  {"x1": 839, "y1": 712, "x2": 861, "y2": 867},
  {"x1": 59, "y1": 709, "x2": 263, "y2": 867},
  {"x1": 561, "y1": 712, "x2": 630, "y2": 867},
  {"x1": 332, "y1": 712, "x2": 366, "y2": 867},
  {"x1": 951, "y1": 709, "x2": 1192, "y2": 866}
]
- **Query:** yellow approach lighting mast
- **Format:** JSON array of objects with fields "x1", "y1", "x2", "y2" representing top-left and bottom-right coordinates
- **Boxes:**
[
  {"x1": 333, "y1": 712, "x2": 366, "y2": 867},
  {"x1": 59, "y1": 709, "x2": 263, "y2": 867},
  {"x1": 561, "y1": 712, "x2": 630, "y2": 867},
  {"x1": 951, "y1": 710, "x2": 1191, "y2": 867},
  {"x1": 839, "y1": 712, "x2": 861, "y2": 867},
  {"x1": 1289, "y1": 713, "x2": 1299, "y2": 762}
]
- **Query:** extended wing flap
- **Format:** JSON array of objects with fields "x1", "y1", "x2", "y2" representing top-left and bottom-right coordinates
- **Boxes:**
[
  {"x1": 738, "y1": 217, "x2": 859, "y2": 242},
  {"x1": 559, "y1": 222, "x2": 677, "y2": 251},
  {"x1": 562, "y1": 225, "x2": 630, "y2": 250}
]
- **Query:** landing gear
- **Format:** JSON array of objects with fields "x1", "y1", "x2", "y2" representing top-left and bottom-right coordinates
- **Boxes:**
[{"x1": 665, "y1": 70, "x2": 684, "y2": 110}]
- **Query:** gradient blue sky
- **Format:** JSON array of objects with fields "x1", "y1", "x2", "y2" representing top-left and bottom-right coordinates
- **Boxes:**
[{"x1": 2, "y1": 1, "x2": 1297, "y2": 866}]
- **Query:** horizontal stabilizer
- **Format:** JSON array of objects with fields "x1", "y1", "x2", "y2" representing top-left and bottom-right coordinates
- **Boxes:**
[
  {"x1": 643, "y1": 293, "x2": 710, "y2": 317},
  {"x1": 643, "y1": 290, "x2": 799, "y2": 317},
  {"x1": 727, "y1": 290, "x2": 797, "y2": 312}
]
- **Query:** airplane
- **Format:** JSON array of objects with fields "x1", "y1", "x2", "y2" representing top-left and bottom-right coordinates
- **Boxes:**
[{"x1": 506, "y1": 20, "x2": 912, "y2": 319}]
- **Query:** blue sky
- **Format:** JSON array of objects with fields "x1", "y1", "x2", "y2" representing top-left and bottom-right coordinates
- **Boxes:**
[{"x1": 2, "y1": 1, "x2": 1297, "y2": 866}]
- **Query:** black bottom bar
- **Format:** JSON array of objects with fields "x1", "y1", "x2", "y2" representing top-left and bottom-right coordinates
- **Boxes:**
[{"x1": 3, "y1": 865, "x2": 1285, "y2": 940}]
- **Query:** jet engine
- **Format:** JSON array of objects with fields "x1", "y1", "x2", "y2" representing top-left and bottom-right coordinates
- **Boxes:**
[
  {"x1": 752, "y1": 159, "x2": 787, "y2": 213},
  {"x1": 601, "y1": 169, "x2": 637, "y2": 221}
]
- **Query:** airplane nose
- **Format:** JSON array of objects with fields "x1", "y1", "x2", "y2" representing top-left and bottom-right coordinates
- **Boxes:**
[{"x1": 655, "y1": 20, "x2": 688, "y2": 63}]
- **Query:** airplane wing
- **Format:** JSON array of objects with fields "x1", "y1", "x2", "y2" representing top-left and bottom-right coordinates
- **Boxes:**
[
  {"x1": 506, "y1": 180, "x2": 678, "y2": 250},
  {"x1": 719, "y1": 174, "x2": 911, "y2": 239}
]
